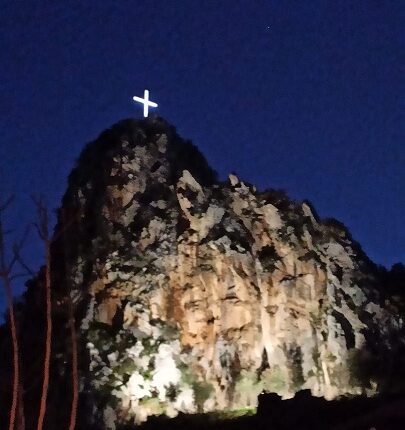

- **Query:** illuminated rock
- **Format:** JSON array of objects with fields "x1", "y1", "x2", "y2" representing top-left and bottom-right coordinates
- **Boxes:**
[{"x1": 43, "y1": 118, "x2": 404, "y2": 427}]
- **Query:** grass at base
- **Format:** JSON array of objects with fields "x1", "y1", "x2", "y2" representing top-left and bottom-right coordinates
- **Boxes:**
[{"x1": 209, "y1": 407, "x2": 257, "y2": 420}]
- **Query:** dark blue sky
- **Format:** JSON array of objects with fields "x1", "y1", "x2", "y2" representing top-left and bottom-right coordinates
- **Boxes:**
[{"x1": 0, "y1": 0, "x2": 403, "y2": 309}]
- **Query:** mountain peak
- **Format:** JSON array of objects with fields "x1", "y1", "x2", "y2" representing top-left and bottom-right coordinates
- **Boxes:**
[
  {"x1": 65, "y1": 118, "x2": 217, "y2": 200},
  {"x1": 3, "y1": 119, "x2": 404, "y2": 429}
]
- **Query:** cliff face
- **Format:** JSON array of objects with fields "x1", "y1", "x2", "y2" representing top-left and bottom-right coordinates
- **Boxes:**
[{"x1": 24, "y1": 118, "x2": 404, "y2": 428}]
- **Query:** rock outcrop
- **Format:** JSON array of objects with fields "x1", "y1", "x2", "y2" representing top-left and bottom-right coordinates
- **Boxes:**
[{"x1": 6, "y1": 117, "x2": 404, "y2": 429}]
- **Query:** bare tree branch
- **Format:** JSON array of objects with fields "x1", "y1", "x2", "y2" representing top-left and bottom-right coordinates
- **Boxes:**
[
  {"x1": 33, "y1": 197, "x2": 52, "y2": 430},
  {"x1": 0, "y1": 196, "x2": 21, "y2": 430},
  {"x1": 59, "y1": 207, "x2": 80, "y2": 430},
  {"x1": 7, "y1": 226, "x2": 31, "y2": 274},
  {"x1": 10, "y1": 273, "x2": 32, "y2": 282}
]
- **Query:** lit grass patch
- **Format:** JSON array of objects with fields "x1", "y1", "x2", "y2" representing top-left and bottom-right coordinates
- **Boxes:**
[{"x1": 212, "y1": 407, "x2": 257, "y2": 420}]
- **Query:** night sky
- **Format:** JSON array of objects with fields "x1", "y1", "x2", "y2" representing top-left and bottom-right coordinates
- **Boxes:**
[{"x1": 0, "y1": 1, "x2": 403, "y2": 311}]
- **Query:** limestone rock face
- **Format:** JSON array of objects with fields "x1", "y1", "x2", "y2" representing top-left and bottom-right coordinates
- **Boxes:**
[{"x1": 55, "y1": 118, "x2": 402, "y2": 427}]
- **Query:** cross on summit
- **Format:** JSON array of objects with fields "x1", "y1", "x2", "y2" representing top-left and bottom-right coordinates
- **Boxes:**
[{"x1": 133, "y1": 89, "x2": 158, "y2": 118}]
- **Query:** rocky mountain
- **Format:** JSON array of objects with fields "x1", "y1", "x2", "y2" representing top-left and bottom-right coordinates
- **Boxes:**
[{"x1": 1, "y1": 117, "x2": 404, "y2": 429}]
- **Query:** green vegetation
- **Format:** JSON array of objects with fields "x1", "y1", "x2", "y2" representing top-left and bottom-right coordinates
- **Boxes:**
[
  {"x1": 212, "y1": 407, "x2": 256, "y2": 420},
  {"x1": 179, "y1": 364, "x2": 214, "y2": 411},
  {"x1": 193, "y1": 380, "x2": 213, "y2": 411},
  {"x1": 258, "y1": 244, "x2": 280, "y2": 272},
  {"x1": 299, "y1": 250, "x2": 326, "y2": 270},
  {"x1": 261, "y1": 188, "x2": 292, "y2": 211},
  {"x1": 160, "y1": 323, "x2": 179, "y2": 340},
  {"x1": 283, "y1": 345, "x2": 304, "y2": 392},
  {"x1": 309, "y1": 310, "x2": 322, "y2": 329},
  {"x1": 234, "y1": 370, "x2": 263, "y2": 405},
  {"x1": 115, "y1": 357, "x2": 137, "y2": 380},
  {"x1": 261, "y1": 366, "x2": 287, "y2": 393},
  {"x1": 138, "y1": 397, "x2": 165, "y2": 416},
  {"x1": 347, "y1": 348, "x2": 373, "y2": 389}
]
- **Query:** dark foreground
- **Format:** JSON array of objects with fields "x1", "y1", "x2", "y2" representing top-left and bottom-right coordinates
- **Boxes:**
[{"x1": 133, "y1": 390, "x2": 405, "y2": 430}]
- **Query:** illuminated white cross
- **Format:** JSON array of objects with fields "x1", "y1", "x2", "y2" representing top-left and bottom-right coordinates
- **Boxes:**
[{"x1": 132, "y1": 89, "x2": 158, "y2": 118}]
